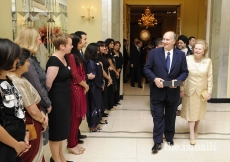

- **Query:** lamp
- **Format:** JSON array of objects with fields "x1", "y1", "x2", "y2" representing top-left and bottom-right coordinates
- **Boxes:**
[
  {"x1": 138, "y1": 7, "x2": 157, "y2": 29},
  {"x1": 81, "y1": 6, "x2": 94, "y2": 22}
]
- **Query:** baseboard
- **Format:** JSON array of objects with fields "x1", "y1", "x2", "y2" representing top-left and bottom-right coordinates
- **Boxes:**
[
  {"x1": 120, "y1": 94, "x2": 123, "y2": 100},
  {"x1": 208, "y1": 98, "x2": 230, "y2": 103}
]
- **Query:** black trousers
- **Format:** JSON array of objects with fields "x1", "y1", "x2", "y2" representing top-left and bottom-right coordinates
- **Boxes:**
[
  {"x1": 151, "y1": 98, "x2": 178, "y2": 144},
  {"x1": 131, "y1": 65, "x2": 141, "y2": 86}
]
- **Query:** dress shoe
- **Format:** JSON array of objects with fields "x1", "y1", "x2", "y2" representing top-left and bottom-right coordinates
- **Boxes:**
[
  {"x1": 131, "y1": 84, "x2": 135, "y2": 87},
  {"x1": 152, "y1": 143, "x2": 161, "y2": 153},
  {"x1": 190, "y1": 140, "x2": 196, "y2": 145},
  {"x1": 50, "y1": 157, "x2": 73, "y2": 162},
  {"x1": 166, "y1": 140, "x2": 174, "y2": 146},
  {"x1": 138, "y1": 85, "x2": 143, "y2": 88},
  {"x1": 79, "y1": 135, "x2": 87, "y2": 139},
  {"x1": 78, "y1": 139, "x2": 84, "y2": 144}
]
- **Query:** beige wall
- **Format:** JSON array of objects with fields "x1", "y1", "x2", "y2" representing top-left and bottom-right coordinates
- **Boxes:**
[
  {"x1": 67, "y1": 0, "x2": 102, "y2": 45},
  {"x1": 124, "y1": 0, "x2": 207, "y2": 39},
  {"x1": 0, "y1": 0, "x2": 13, "y2": 40}
]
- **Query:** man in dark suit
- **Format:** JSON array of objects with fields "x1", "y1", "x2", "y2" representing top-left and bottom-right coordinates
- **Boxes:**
[
  {"x1": 130, "y1": 40, "x2": 143, "y2": 88},
  {"x1": 143, "y1": 31, "x2": 188, "y2": 153}
]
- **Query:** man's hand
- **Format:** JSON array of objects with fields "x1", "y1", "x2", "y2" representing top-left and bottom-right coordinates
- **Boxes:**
[
  {"x1": 154, "y1": 78, "x2": 164, "y2": 88},
  {"x1": 130, "y1": 64, "x2": 133, "y2": 68}
]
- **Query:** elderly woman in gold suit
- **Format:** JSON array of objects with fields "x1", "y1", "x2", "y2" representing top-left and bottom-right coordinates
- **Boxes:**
[{"x1": 180, "y1": 39, "x2": 213, "y2": 145}]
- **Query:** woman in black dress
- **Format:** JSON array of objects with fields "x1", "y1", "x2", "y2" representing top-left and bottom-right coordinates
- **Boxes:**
[
  {"x1": 113, "y1": 41, "x2": 123, "y2": 105},
  {"x1": 85, "y1": 43, "x2": 104, "y2": 131},
  {"x1": 97, "y1": 41, "x2": 112, "y2": 117},
  {"x1": 46, "y1": 33, "x2": 73, "y2": 162},
  {"x1": 104, "y1": 39, "x2": 119, "y2": 110}
]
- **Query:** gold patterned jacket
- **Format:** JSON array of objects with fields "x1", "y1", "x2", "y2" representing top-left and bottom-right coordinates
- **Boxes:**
[{"x1": 181, "y1": 55, "x2": 213, "y2": 96}]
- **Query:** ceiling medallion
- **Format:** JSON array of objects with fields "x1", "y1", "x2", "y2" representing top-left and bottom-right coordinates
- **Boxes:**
[{"x1": 138, "y1": 7, "x2": 157, "y2": 29}]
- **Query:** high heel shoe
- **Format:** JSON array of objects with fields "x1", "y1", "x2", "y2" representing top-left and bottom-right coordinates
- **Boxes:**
[
  {"x1": 90, "y1": 128, "x2": 98, "y2": 132},
  {"x1": 190, "y1": 140, "x2": 196, "y2": 145},
  {"x1": 195, "y1": 133, "x2": 198, "y2": 138},
  {"x1": 67, "y1": 147, "x2": 84, "y2": 155}
]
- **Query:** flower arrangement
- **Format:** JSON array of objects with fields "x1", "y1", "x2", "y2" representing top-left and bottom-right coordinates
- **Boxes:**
[{"x1": 38, "y1": 25, "x2": 61, "y2": 44}]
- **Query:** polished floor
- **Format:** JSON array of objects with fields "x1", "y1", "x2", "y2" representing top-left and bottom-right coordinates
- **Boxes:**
[{"x1": 44, "y1": 82, "x2": 230, "y2": 162}]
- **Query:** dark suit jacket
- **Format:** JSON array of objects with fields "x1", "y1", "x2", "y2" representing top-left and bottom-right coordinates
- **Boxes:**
[
  {"x1": 130, "y1": 45, "x2": 142, "y2": 67},
  {"x1": 144, "y1": 47, "x2": 188, "y2": 102}
]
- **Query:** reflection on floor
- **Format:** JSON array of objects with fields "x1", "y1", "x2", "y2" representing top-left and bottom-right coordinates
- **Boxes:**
[{"x1": 44, "y1": 82, "x2": 230, "y2": 162}]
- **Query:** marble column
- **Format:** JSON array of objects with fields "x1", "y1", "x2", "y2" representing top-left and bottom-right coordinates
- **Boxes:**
[{"x1": 209, "y1": 0, "x2": 230, "y2": 98}]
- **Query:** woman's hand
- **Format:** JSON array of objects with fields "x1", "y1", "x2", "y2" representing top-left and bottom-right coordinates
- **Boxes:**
[
  {"x1": 108, "y1": 77, "x2": 113, "y2": 84},
  {"x1": 206, "y1": 93, "x2": 211, "y2": 100},
  {"x1": 180, "y1": 91, "x2": 184, "y2": 97},
  {"x1": 47, "y1": 106, "x2": 52, "y2": 114},
  {"x1": 15, "y1": 141, "x2": 31, "y2": 156},
  {"x1": 41, "y1": 112, "x2": 48, "y2": 132},
  {"x1": 84, "y1": 84, "x2": 89, "y2": 94},
  {"x1": 87, "y1": 73, "x2": 95, "y2": 80},
  {"x1": 24, "y1": 131, "x2": 29, "y2": 145}
]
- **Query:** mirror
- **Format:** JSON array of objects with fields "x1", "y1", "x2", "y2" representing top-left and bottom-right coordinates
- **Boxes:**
[{"x1": 11, "y1": 0, "x2": 68, "y2": 68}]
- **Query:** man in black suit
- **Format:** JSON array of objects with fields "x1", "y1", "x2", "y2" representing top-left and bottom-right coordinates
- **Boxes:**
[
  {"x1": 144, "y1": 31, "x2": 188, "y2": 153},
  {"x1": 130, "y1": 40, "x2": 143, "y2": 88},
  {"x1": 123, "y1": 39, "x2": 129, "y2": 83}
]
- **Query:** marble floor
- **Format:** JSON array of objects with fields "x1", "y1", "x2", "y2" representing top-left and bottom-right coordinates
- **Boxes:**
[{"x1": 44, "y1": 82, "x2": 230, "y2": 162}]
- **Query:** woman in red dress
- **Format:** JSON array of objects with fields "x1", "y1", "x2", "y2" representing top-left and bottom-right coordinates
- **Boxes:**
[{"x1": 66, "y1": 34, "x2": 89, "y2": 155}]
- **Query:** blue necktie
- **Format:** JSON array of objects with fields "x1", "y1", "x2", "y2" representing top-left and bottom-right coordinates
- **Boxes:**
[{"x1": 166, "y1": 52, "x2": 170, "y2": 73}]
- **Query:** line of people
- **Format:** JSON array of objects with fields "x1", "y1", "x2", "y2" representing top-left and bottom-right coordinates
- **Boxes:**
[{"x1": 0, "y1": 27, "x2": 123, "y2": 162}]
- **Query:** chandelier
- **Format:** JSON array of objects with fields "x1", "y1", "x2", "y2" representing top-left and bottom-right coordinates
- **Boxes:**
[{"x1": 138, "y1": 7, "x2": 157, "y2": 29}]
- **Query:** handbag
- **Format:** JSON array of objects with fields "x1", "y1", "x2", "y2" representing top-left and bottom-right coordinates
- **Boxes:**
[
  {"x1": 25, "y1": 112, "x2": 37, "y2": 141},
  {"x1": 201, "y1": 90, "x2": 208, "y2": 101}
]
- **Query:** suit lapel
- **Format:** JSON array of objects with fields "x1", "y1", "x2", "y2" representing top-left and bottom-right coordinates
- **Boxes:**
[
  {"x1": 158, "y1": 48, "x2": 168, "y2": 71},
  {"x1": 170, "y1": 49, "x2": 179, "y2": 72}
]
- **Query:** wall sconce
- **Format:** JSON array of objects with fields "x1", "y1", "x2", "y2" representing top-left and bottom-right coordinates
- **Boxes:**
[{"x1": 81, "y1": 6, "x2": 94, "y2": 22}]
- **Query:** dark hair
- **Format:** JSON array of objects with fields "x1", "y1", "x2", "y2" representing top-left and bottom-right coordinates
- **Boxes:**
[
  {"x1": 155, "y1": 38, "x2": 163, "y2": 47},
  {"x1": 16, "y1": 48, "x2": 30, "y2": 68},
  {"x1": 178, "y1": 35, "x2": 189, "y2": 46},
  {"x1": 114, "y1": 41, "x2": 121, "y2": 47},
  {"x1": 75, "y1": 31, "x2": 87, "y2": 39},
  {"x1": 189, "y1": 36, "x2": 195, "y2": 41},
  {"x1": 97, "y1": 41, "x2": 105, "y2": 47},
  {"x1": 71, "y1": 34, "x2": 82, "y2": 66},
  {"x1": 105, "y1": 38, "x2": 114, "y2": 47},
  {"x1": 123, "y1": 39, "x2": 127, "y2": 43},
  {"x1": 0, "y1": 38, "x2": 21, "y2": 71},
  {"x1": 84, "y1": 43, "x2": 99, "y2": 62}
]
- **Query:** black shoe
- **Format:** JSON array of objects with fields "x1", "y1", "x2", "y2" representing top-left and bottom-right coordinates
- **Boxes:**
[
  {"x1": 138, "y1": 85, "x2": 143, "y2": 88},
  {"x1": 166, "y1": 140, "x2": 174, "y2": 146},
  {"x1": 79, "y1": 134, "x2": 87, "y2": 139},
  {"x1": 50, "y1": 157, "x2": 73, "y2": 162},
  {"x1": 131, "y1": 84, "x2": 135, "y2": 87},
  {"x1": 102, "y1": 113, "x2": 108, "y2": 117},
  {"x1": 78, "y1": 139, "x2": 84, "y2": 144},
  {"x1": 152, "y1": 143, "x2": 161, "y2": 153}
]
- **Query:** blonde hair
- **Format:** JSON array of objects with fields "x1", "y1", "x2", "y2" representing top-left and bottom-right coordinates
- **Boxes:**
[
  {"x1": 15, "y1": 27, "x2": 40, "y2": 54},
  {"x1": 52, "y1": 33, "x2": 72, "y2": 50},
  {"x1": 193, "y1": 39, "x2": 209, "y2": 56}
]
